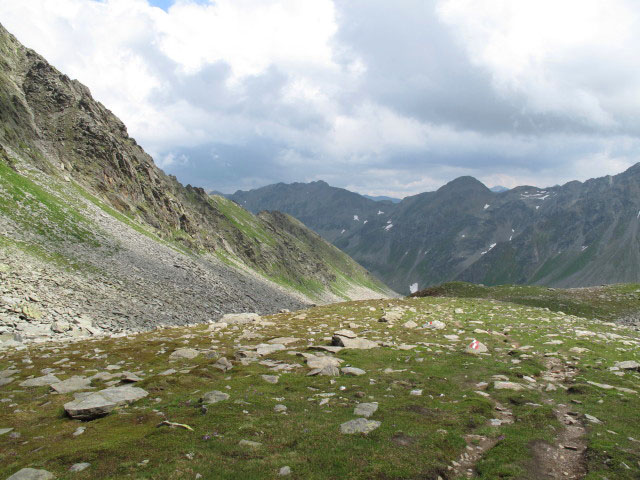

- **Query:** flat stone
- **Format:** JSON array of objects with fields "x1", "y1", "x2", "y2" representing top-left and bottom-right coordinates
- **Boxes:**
[
  {"x1": 307, "y1": 365, "x2": 340, "y2": 376},
  {"x1": 0, "y1": 369, "x2": 18, "y2": 378},
  {"x1": 341, "y1": 367, "x2": 366, "y2": 376},
  {"x1": 354, "y1": 402, "x2": 378, "y2": 418},
  {"x1": 256, "y1": 343, "x2": 286, "y2": 356},
  {"x1": 402, "y1": 320, "x2": 418, "y2": 329},
  {"x1": 278, "y1": 466, "x2": 291, "y2": 476},
  {"x1": 51, "y1": 376, "x2": 92, "y2": 394},
  {"x1": 64, "y1": 386, "x2": 149, "y2": 420},
  {"x1": 306, "y1": 355, "x2": 342, "y2": 370},
  {"x1": 615, "y1": 360, "x2": 640, "y2": 371},
  {"x1": 0, "y1": 428, "x2": 14, "y2": 435},
  {"x1": 309, "y1": 345, "x2": 343, "y2": 353},
  {"x1": 220, "y1": 313, "x2": 261, "y2": 325},
  {"x1": 340, "y1": 418, "x2": 381, "y2": 434},
  {"x1": 334, "y1": 329, "x2": 357, "y2": 338},
  {"x1": 201, "y1": 390, "x2": 230, "y2": 404},
  {"x1": 494, "y1": 381, "x2": 524, "y2": 391},
  {"x1": 584, "y1": 413, "x2": 602, "y2": 424},
  {"x1": 424, "y1": 320, "x2": 446, "y2": 330},
  {"x1": 261, "y1": 375, "x2": 279, "y2": 384},
  {"x1": 169, "y1": 348, "x2": 199, "y2": 360},
  {"x1": 0, "y1": 377, "x2": 14, "y2": 386},
  {"x1": 69, "y1": 463, "x2": 90, "y2": 472},
  {"x1": 268, "y1": 337, "x2": 300, "y2": 345},
  {"x1": 20, "y1": 374, "x2": 61, "y2": 387},
  {"x1": 6, "y1": 468, "x2": 55, "y2": 480},
  {"x1": 332, "y1": 335, "x2": 378, "y2": 350},
  {"x1": 158, "y1": 369, "x2": 176, "y2": 376},
  {"x1": 239, "y1": 439, "x2": 262, "y2": 448}
]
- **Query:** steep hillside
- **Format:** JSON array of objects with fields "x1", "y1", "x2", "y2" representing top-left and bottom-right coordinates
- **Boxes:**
[
  {"x1": 0, "y1": 23, "x2": 392, "y2": 344},
  {"x1": 230, "y1": 167, "x2": 640, "y2": 294}
]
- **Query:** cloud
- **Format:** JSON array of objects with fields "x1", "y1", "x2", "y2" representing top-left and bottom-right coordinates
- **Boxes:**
[{"x1": 0, "y1": 0, "x2": 639, "y2": 197}]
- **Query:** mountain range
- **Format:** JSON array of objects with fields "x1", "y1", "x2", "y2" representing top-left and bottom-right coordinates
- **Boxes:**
[{"x1": 230, "y1": 167, "x2": 640, "y2": 294}]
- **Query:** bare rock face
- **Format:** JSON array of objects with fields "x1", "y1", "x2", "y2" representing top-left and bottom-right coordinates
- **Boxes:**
[{"x1": 64, "y1": 386, "x2": 148, "y2": 420}]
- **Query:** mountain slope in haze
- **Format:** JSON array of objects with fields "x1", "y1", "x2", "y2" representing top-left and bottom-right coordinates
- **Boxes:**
[
  {"x1": 230, "y1": 168, "x2": 640, "y2": 294},
  {"x1": 0, "y1": 23, "x2": 392, "y2": 342}
]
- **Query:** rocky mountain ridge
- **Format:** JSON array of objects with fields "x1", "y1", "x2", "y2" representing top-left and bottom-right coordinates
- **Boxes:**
[
  {"x1": 230, "y1": 165, "x2": 640, "y2": 293},
  {"x1": 0, "y1": 23, "x2": 393, "y2": 345}
]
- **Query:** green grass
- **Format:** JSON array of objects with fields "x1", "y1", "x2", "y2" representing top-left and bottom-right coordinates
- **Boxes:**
[
  {"x1": 413, "y1": 281, "x2": 640, "y2": 322},
  {"x1": 1, "y1": 294, "x2": 637, "y2": 479}
]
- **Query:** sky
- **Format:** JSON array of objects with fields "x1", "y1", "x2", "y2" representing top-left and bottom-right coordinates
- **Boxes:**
[{"x1": 1, "y1": 0, "x2": 640, "y2": 197}]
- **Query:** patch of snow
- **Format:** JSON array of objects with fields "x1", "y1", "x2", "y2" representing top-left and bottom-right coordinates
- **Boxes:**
[
  {"x1": 386, "y1": 219, "x2": 392, "y2": 224},
  {"x1": 484, "y1": 204, "x2": 490, "y2": 209},
  {"x1": 535, "y1": 205, "x2": 540, "y2": 210},
  {"x1": 509, "y1": 235, "x2": 513, "y2": 241},
  {"x1": 409, "y1": 283, "x2": 418, "y2": 294},
  {"x1": 353, "y1": 215, "x2": 359, "y2": 221},
  {"x1": 581, "y1": 245, "x2": 588, "y2": 251},
  {"x1": 480, "y1": 243, "x2": 497, "y2": 255},
  {"x1": 363, "y1": 220, "x2": 368, "y2": 224},
  {"x1": 384, "y1": 224, "x2": 393, "y2": 231},
  {"x1": 461, "y1": 234, "x2": 465, "y2": 238},
  {"x1": 340, "y1": 229, "x2": 346, "y2": 234},
  {"x1": 637, "y1": 210, "x2": 640, "y2": 219},
  {"x1": 377, "y1": 210, "x2": 384, "y2": 215}
]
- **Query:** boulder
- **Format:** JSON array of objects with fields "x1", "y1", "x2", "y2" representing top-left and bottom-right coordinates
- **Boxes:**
[
  {"x1": 424, "y1": 320, "x2": 446, "y2": 330},
  {"x1": 402, "y1": 320, "x2": 418, "y2": 329},
  {"x1": 334, "y1": 329, "x2": 357, "y2": 338},
  {"x1": 256, "y1": 343, "x2": 286, "y2": 356},
  {"x1": 20, "y1": 374, "x2": 61, "y2": 388},
  {"x1": 64, "y1": 386, "x2": 148, "y2": 420},
  {"x1": 615, "y1": 360, "x2": 640, "y2": 371},
  {"x1": 213, "y1": 357, "x2": 233, "y2": 371}
]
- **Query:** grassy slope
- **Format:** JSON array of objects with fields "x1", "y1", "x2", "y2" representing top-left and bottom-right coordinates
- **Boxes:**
[
  {"x1": 0, "y1": 295, "x2": 638, "y2": 479},
  {"x1": 412, "y1": 281, "x2": 640, "y2": 322}
]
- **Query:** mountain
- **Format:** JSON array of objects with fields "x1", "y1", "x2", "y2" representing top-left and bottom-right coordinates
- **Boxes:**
[
  {"x1": 362, "y1": 194, "x2": 403, "y2": 203},
  {"x1": 0, "y1": 23, "x2": 393, "y2": 342},
  {"x1": 490, "y1": 185, "x2": 509, "y2": 192},
  {"x1": 230, "y1": 169, "x2": 640, "y2": 294}
]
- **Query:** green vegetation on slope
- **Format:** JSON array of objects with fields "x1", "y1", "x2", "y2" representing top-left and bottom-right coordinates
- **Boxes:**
[{"x1": 412, "y1": 281, "x2": 640, "y2": 322}]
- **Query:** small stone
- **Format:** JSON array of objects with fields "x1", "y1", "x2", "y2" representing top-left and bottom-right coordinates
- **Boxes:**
[
  {"x1": 466, "y1": 339, "x2": 488, "y2": 354},
  {"x1": 341, "y1": 367, "x2": 366, "y2": 376},
  {"x1": 261, "y1": 375, "x2": 279, "y2": 384},
  {"x1": 584, "y1": 414, "x2": 602, "y2": 424},
  {"x1": 158, "y1": 369, "x2": 176, "y2": 376},
  {"x1": 169, "y1": 348, "x2": 199, "y2": 360},
  {"x1": 73, "y1": 427, "x2": 85, "y2": 436},
  {"x1": 494, "y1": 381, "x2": 524, "y2": 391},
  {"x1": 402, "y1": 320, "x2": 418, "y2": 329},
  {"x1": 239, "y1": 439, "x2": 262, "y2": 448},
  {"x1": 69, "y1": 463, "x2": 90, "y2": 473},
  {"x1": 213, "y1": 357, "x2": 233, "y2": 372},
  {"x1": 340, "y1": 418, "x2": 381, "y2": 434},
  {"x1": 278, "y1": 466, "x2": 291, "y2": 476},
  {"x1": 274, "y1": 404, "x2": 287, "y2": 413},
  {"x1": 410, "y1": 389, "x2": 422, "y2": 396},
  {"x1": 424, "y1": 320, "x2": 446, "y2": 330},
  {"x1": 201, "y1": 391, "x2": 230, "y2": 404}
]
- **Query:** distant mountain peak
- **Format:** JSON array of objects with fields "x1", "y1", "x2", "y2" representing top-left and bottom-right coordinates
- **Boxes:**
[
  {"x1": 490, "y1": 185, "x2": 509, "y2": 193},
  {"x1": 438, "y1": 176, "x2": 490, "y2": 194}
]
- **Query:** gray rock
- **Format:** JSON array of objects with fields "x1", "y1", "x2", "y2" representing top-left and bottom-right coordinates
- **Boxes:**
[
  {"x1": 466, "y1": 340, "x2": 488, "y2": 354},
  {"x1": 274, "y1": 404, "x2": 287, "y2": 413},
  {"x1": 20, "y1": 374, "x2": 61, "y2": 387},
  {"x1": 307, "y1": 365, "x2": 340, "y2": 376},
  {"x1": 0, "y1": 428, "x2": 14, "y2": 435},
  {"x1": 64, "y1": 386, "x2": 149, "y2": 420},
  {"x1": 332, "y1": 335, "x2": 378, "y2": 350},
  {"x1": 306, "y1": 355, "x2": 342, "y2": 370},
  {"x1": 278, "y1": 466, "x2": 291, "y2": 476},
  {"x1": 261, "y1": 375, "x2": 279, "y2": 384},
  {"x1": 494, "y1": 381, "x2": 524, "y2": 391},
  {"x1": 51, "y1": 376, "x2": 92, "y2": 394},
  {"x1": 0, "y1": 369, "x2": 18, "y2": 378},
  {"x1": 256, "y1": 343, "x2": 285, "y2": 356},
  {"x1": 0, "y1": 377, "x2": 14, "y2": 386},
  {"x1": 69, "y1": 463, "x2": 90, "y2": 473},
  {"x1": 213, "y1": 357, "x2": 233, "y2": 372},
  {"x1": 158, "y1": 369, "x2": 176, "y2": 376},
  {"x1": 5, "y1": 468, "x2": 55, "y2": 480},
  {"x1": 354, "y1": 402, "x2": 378, "y2": 418},
  {"x1": 334, "y1": 329, "x2": 357, "y2": 338},
  {"x1": 424, "y1": 320, "x2": 446, "y2": 330},
  {"x1": 221, "y1": 313, "x2": 261, "y2": 325},
  {"x1": 340, "y1": 418, "x2": 381, "y2": 434},
  {"x1": 201, "y1": 390, "x2": 229, "y2": 404},
  {"x1": 238, "y1": 439, "x2": 262, "y2": 448},
  {"x1": 615, "y1": 360, "x2": 640, "y2": 371},
  {"x1": 341, "y1": 367, "x2": 366, "y2": 376},
  {"x1": 169, "y1": 348, "x2": 199, "y2": 360}
]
